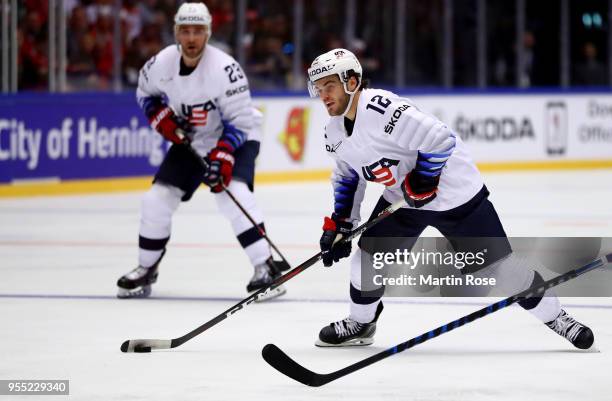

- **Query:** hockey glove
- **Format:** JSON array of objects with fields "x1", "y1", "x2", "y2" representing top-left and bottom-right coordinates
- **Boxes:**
[
  {"x1": 320, "y1": 214, "x2": 353, "y2": 267},
  {"x1": 149, "y1": 106, "x2": 194, "y2": 144},
  {"x1": 401, "y1": 170, "x2": 440, "y2": 208},
  {"x1": 202, "y1": 143, "x2": 235, "y2": 193}
]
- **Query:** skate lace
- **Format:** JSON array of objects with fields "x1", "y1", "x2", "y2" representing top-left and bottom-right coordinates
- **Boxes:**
[
  {"x1": 547, "y1": 311, "x2": 583, "y2": 342},
  {"x1": 333, "y1": 318, "x2": 363, "y2": 338},
  {"x1": 125, "y1": 266, "x2": 150, "y2": 280}
]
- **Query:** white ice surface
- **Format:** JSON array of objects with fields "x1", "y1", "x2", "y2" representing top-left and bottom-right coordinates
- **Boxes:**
[{"x1": 1, "y1": 170, "x2": 611, "y2": 401}]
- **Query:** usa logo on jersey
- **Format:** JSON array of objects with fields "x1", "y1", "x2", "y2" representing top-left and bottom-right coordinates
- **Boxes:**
[
  {"x1": 362, "y1": 158, "x2": 400, "y2": 186},
  {"x1": 181, "y1": 101, "x2": 217, "y2": 127}
]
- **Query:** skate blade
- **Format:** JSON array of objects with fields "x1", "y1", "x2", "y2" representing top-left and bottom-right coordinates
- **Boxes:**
[
  {"x1": 117, "y1": 285, "x2": 152, "y2": 299},
  {"x1": 315, "y1": 337, "x2": 374, "y2": 347},
  {"x1": 254, "y1": 286, "x2": 286, "y2": 303}
]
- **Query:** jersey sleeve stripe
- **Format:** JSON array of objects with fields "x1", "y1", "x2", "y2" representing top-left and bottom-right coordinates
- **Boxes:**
[
  {"x1": 332, "y1": 170, "x2": 360, "y2": 219},
  {"x1": 220, "y1": 120, "x2": 247, "y2": 151}
]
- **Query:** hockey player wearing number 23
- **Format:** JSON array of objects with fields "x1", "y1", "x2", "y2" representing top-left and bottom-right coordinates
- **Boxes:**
[
  {"x1": 116, "y1": 2, "x2": 288, "y2": 300},
  {"x1": 309, "y1": 48, "x2": 595, "y2": 349}
]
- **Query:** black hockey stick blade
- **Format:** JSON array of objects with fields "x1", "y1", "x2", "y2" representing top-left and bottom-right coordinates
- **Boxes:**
[
  {"x1": 263, "y1": 253, "x2": 612, "y2": 386},
  {"x1": 120, "y1": 339, "x2": 172, "y2": 353},
  {"x1": 262, "y1": 344, "x2": 327, "y2": 387}
]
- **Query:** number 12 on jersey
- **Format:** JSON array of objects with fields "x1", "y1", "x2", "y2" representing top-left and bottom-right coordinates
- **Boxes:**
[{"x1": 366, "y1": 95, "x2": 391, "y2": 114}]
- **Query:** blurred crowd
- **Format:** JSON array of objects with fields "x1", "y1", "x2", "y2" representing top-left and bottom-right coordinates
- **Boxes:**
[
  {"x1": 20, "y1": 0, "x2": 237, "y2": 90},
  {"x1": 14, "y1": 0, "x2": 611, "y2": 92},
  {"x1": 19, "y1": 0, "x2": 331, "y2": 91}
]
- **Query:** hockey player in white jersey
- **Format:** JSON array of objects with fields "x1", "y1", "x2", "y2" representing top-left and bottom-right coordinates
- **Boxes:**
[
  {"x1": 308, "y1": 48, "x2": 595, "y2": 349},
  {"x1": 116, "y1": 2, "x2": 288, "y2": 299}
]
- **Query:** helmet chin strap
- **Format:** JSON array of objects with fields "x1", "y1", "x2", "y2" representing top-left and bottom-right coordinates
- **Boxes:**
[{"x1": 340, "y1": 80, "x2": 360, "y2": 117}]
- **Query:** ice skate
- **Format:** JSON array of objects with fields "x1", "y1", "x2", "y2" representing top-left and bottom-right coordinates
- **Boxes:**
[
  {"x1": 247, "y1": 257, "x2": 288, "y2": 302},
  {"x1": 545, "y1": 309, "x2": 595, "y2": 350},
  {"x1": 117, "y1": 250, "x2": 165, "y2": 299},
  {"x1": 316, "y1": 302, "x2": 384, "y2": 347}
]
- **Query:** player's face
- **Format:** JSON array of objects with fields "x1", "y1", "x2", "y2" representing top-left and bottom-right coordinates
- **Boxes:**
[
  {"x1": 176, "y1": 25, "x2": 208, "y2": 59},
  {"x1": 313, "y1": 75, "x2": 350, "y2": 116}
]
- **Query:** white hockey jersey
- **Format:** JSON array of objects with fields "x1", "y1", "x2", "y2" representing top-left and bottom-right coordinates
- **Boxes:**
[
  {"x1": 136, "y1": 44, "x2": 262, "y2": 156},
  {"x1": 324, "y1": 88, "x2": 484, "y2": 223}
]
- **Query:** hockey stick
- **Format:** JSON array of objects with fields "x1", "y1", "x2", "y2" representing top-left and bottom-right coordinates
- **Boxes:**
[
  {"x1": 182, "y1": 143, "x2": 291, "y2": 268},
  {"x1": 262, "y1": 253, "x2": 612, "y2": 387},
  {"x1": 120, "y1": 199, "x2": 408, "y2": 353},
  {"x1": 221, "y1": 183, "x2": 291, "y2": 270}
]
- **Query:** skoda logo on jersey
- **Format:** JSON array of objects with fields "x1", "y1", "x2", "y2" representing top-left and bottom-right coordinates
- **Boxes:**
[
  {"x1": 362, "y1": 158, "x2": 400, "y2": 186},
  {"x1": 181, "y1": 101, "x2": 217, "y2": 127}
]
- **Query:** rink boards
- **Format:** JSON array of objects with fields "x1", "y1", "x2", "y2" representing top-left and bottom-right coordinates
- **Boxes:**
[{"x1": 1, "y1": 92, "x2": 612, "y2": 196}]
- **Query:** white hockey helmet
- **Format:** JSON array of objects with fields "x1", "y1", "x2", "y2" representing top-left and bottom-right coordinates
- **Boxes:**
[
  {"x1": 307, "y1": 48, "x2": 363, "y2": 98},
  {"x1": 174, "y1": 2, "x2": 212, "y2": 32}
]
